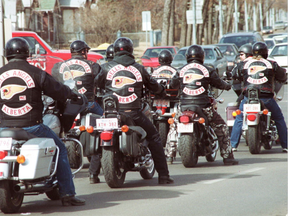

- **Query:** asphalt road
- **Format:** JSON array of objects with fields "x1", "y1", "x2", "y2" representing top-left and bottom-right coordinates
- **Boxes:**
[{"x1": 7, "y1": 84, "x2": 287, "y2": 216}]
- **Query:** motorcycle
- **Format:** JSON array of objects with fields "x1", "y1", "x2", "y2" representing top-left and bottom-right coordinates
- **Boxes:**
[
  {"x1": 166, "y1": 94, "x2": 223, "y2": 167},
  {"x1": 85, "y1": 94, "x2": 155, "y2": 188},
  {"x1": 0, "y1": 56, "x2": 85, "y2": 213},
  {"x1": 151, "y1": 68, "x2": 179, "y2": 147},
  {"x1": 233, "y1": 84, "x2": 282, "y2": 154}
]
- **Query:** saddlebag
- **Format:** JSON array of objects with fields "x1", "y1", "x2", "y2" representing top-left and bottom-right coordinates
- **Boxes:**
[
  {"x1": 19, "y1": 138, "x2": 56, "y2": 180},
  {"x1": 120, "y1": 126, "x2": 146, "y2": 157}
]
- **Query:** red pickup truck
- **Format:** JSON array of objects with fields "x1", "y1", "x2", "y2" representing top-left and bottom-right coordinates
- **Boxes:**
[{"x1": 12, "y1": 31, "x2": 104, "y2": 74}]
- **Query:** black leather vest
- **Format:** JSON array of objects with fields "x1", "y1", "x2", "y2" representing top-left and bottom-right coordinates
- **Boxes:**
[
  {"x1": 242, "y1": 58, "x2": 274, "y2": 96},
  {"x1": 178, "y1": 63, "x2": 211, "y2": 106},
  {"x1": 64, "y1": 56, "x2": 98, "y2": 101},
  {"x1": 0, "y1": 60, "x2": 45, "y2": 127}
]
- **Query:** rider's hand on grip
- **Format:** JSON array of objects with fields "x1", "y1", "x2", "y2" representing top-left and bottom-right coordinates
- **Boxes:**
[
  {"x1": 70, "y1": 91, "x2": 83, "y2": 104},
  {"x1": 155, "y1": 86, "x2": 167, "y2": 99}
]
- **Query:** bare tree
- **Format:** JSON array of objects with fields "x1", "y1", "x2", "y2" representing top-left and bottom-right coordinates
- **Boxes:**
[
  {"x1": 179, "y1": 0, "x2": 189, "y2": 47},
  {"x1": 168, "y1": 0, "x2": 175, "y2": 45},
  {"x1": 161, "y1": 0, "x2": 172, "y2": 46}
]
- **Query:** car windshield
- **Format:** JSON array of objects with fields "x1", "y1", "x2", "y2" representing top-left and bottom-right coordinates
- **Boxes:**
[
  {"x1": 270, "y1": 44, "x2": 288, "y2": 56},
  {"x1": 263, "y1": 26, "x2": 272, "y2": 30},
  {"x1": 217, "y1": 45, "x2": 236, "y2": 56},
  {"x1": 220, "y1": 36, "x2": 256, "y2": 48},
  {"x1": 204, "y1": 48, "x2": 215, "y2": 59},
  {"x1": 265, "y1": 40, "x2": 275, "y2": 49},
  {"x1": 173, "y1": 54, "x2": 186, "y2": 61},
  {"x1": 143, "y1": 48, "x2": 175, "y2": 58},
  {"x1": 175, "y1": 48, "x2": 215, "y2": 60}
]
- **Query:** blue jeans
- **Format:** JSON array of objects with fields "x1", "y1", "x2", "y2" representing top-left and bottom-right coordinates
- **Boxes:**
[
  {"x1": 23, "y1": 124, "x2": 76, "y2": 197},
  {"x1": 87, "y1": 101, "x2": 103, "y2": 115},
  {"x1": 230, "y1": 97, "x2": 287, "y2": 149},
  {"x1": 87, "y1": 101, "x2": 103, "y2": 175}
]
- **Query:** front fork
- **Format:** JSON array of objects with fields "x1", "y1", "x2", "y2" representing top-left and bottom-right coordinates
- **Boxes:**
[{"x1": 165, "y1": 122, "x2": 178, "y2": 158}]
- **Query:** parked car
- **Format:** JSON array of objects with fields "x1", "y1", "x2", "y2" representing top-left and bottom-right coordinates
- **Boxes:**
[
  {"x1": 219, "y1": 31, "x2": 264, "y2": 48},
  {"x1": 213, "y1": 43, "x2": 240, "y2": 72},
  {"x1": 171, "y1": 45, "x2": 228, "y2": 77},
  {"x1": 273, "y1": 34, "x2": 288, "y2": 44},
  {"x1": 90, "y1": 43, "x2": 111, "y2": 62},
  {"x1": 264, "y1": 38, "x2": 276, "y2": 55},
  {"x1": 267, "y1": 33, "x2": 286, "y2": 39},
  {"x1": 12, "y1": 31, "x2": 104, "y2": 74},
  {"x1": 140, "y1": 46, "x2": 179, "y2": 69},
  {"x1": 268, "y1": 42, "x2": 288, "y2": 70},
  {"x1": 262, "y1": 26, "x2": 274, "y2": 34},
  {"x1": 274, "y1": 21, "x2": 286, "y2": 31}
]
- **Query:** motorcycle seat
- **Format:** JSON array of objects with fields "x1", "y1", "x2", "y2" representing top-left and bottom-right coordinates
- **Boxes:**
[{"x1": 0, "y1": 128, "x2": 37, "y2": 140}]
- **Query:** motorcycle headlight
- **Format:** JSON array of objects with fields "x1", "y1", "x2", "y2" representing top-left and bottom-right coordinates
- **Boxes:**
[{"x1": 228, "y1": 62, "x2": 234, "y2": 66}]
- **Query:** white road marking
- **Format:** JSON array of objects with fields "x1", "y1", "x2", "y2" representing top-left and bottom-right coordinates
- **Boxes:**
[{"x1": 202, "y1": 167, "x2": 265, "y2": 184}]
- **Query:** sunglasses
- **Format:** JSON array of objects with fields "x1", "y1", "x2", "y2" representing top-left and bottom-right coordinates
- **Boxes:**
[{"x1": 240, "y1": 53, "x2": 245, "y2": 56}]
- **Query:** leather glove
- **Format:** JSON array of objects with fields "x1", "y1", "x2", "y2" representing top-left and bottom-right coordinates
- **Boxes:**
[
  {"x1": 225, "y1": 84, "x2": 232, "y2": 91},
  {"x1": 155, "y1": 86, "x2": 167, "y2": 99},
  {"x1": 69, "y1": 91, "x2": 84, "y2": 104}
]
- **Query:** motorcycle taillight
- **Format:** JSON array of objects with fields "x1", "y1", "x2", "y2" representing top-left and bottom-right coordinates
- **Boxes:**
[
  {"x1": 247, "y1": 114, "x2": 257, "y2": 121},
  {"x1": 100, "y1": 131, "x2": 113, "y2": 141},
  {"x1": 180, "y1": 115, "x2": 190, "y2": 123},
  {"x1": 0, "y1": 151, "x2": 8, "y2": 160}
]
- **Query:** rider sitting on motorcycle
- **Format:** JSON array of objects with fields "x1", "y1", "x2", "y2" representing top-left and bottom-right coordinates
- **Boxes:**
[
  {"x1": 0, "y1": 37, "x2": 85, "y2": 206},
  {"x1": 94, "y1": 37, "x2": 174, "y2": 184},
  {"x1": 152, "y1": 50, "x2": 179, "y2": 162},
  {"x1": 170, "y1": 45, "x2": 238, "y2": 165},
  {"x1": 66, "y1": 40, "x2": 103, "y2": 184},
  {"x1": 230, "y1": 42, "x2": 287, "y2": 152}
]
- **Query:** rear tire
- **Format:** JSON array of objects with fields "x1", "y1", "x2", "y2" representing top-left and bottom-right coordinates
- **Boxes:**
[
  {"x1": 178, "y1": 133, "x2": 198, "y2": 167},
  {"x1": 45, "y1": 187, "x2": 60, "y2": 200},
  {"x1": 102, "y1": 146, "x2": 126, "y2": 188},
  {"x1": 0, "y1": 180, "x2": 24, "y2": 213},
  {"x1": 156, "y1": 122, "x2": 168, "y2": 147},
  {"x1": 247, "y1": 126, "x2": 261, "y2": 154},
  {"x1": 140, "y1": 159, "x2": 155, "y2": 179},
  {"x1": 65, "y1": 141, "x2": 81, "y2": 169}
]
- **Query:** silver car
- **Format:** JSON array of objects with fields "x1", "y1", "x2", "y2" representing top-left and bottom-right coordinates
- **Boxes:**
[{"x1": 171, "y1": 45, "x2": 228, "y2": 77}]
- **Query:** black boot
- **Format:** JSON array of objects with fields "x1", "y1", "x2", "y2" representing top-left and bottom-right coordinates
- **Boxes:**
[
  {"x1": 61, "y1": 195, "x2": 85, "y2": 206},
  {"x1": 158, "y1": 175, "x2": 174, "y2": 184},
  {"x1": 223, "y1": 153, "x2": 239, "y2": 165},
  {"x1": 89, "y1": 174, "x2": 100, "y2": 184}
]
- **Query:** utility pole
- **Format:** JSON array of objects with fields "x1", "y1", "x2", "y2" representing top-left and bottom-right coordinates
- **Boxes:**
[
  {"x1": 192, "y1": 0, "x2": 196, "y2": 44},
  {"x1": 253, "y1": 0, "x2": 257, "y2": 31},
  {"x1": 259, "y1": 2, "x2": 263, "y2": 30},
  {"x1": 219, "y1": 0, "x2": 223, "y2": 38},
  {"x1": 0, "y1": 0, "x2": 4, "y2": 67},
  {"x1": 244, "y1": 0, "x2": 248, "y2": 31},
  {"x1": 234, "y1": 0, "x2": 238, "y2": 32}
]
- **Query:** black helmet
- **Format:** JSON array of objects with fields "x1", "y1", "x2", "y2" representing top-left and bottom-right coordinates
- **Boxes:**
[
  {"x1": 113, "y1": 37, "x2": 133, "y2": 54},
  {"x1": 239, "y1": 44, "x2": 253, "y2": 57},
  {"x1": 70, "y1": 40, "x2": 90, "y2": 53},
  {"x1": 186, "y1": 45, "x2": 204, "y2": 63},
  {"x1": 106, "y1": 44, "x2": 114, "y2": 60},
  {"x1": 5, "y1": 37, "x2": 30, "y2": 59},
  {"x1": 252, "y1": 42, "x2": 268, "y2": 59},
  {"x1": 158, "y1": 50, "x2": 173, "y2": 65}
]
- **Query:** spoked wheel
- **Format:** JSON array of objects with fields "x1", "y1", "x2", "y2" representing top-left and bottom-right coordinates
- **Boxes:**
[
  {"x1": 247, "y1": 125, "x2": 261, "y2": 154},
  {"x1": 178, "y1": 133, "x2": 198, "y2": 167},
  {"x1": 140, "y1": 148, "x2": 155, "y2": 179},
  {"x1": 101, "y1": 146, "x2": 126, "y2": 188},
  {"x1": 0, "y1": 180, "x2": 24, "y2": 213}
]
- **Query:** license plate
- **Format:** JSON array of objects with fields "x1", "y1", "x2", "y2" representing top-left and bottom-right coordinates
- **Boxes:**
[
  {"x1": 177, "y1": 123, "x2": 193, "y2": 133},
  {"x1": 153, "y1": 99, "x2": 170, "y2": 107},
  {"x1": 96, "y1": 118, "x2": 118, "y2": 130},
  {"x1": 0, "y1": 138, "x2": 12, "y2": 150},
  {"x1": 243, "y1": 104, "x2": 261, "y2": 112}
]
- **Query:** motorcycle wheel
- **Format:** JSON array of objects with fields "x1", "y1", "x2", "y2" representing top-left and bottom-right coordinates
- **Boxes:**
[
  {"x1": 178, "y1": 133, "x2": 198, "y2": 167},
  {"x1": 0, "y1": 180, "x2": 24, "y2": 213},
  {"x1": 156, "y1": 122, "x2": 168, "y2": 147},
  {"x1": 102, "y1": 146, "x2": 126, "y2": 188},
  {"x1": 247, "y1": 125, "x2": 261, "y2": 154},
  {"x1": 263, "y1": 140, "x2": 274, "y2": 150},
  {"x1": 205, "y1": 150, "x2": 217, "y2": 162},
  {"x1": 140, "y1": 148, "x2": 155, "y2": 179},
  {"x1": 65, "y1": 141, "x2": 81, "y2": 169},
  {"x1": 45, "y1": 187, "x2": 60, "y2": 200}
]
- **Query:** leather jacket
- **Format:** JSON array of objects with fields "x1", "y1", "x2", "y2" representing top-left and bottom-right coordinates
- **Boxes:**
[
  {"x1": 64, "y1": 55, "x2": 100, "y2": 101},
  {"x1": 0, "y1": 59, "x2": 73, "y2": 127},
  {"x1": 171, "y1": 60, "x2": 230, "y2": 108},
  {"x1": 95, "y1": 51, "x2": 164, "y2": 110},
  {"x1": 234, "y1": 57, "x2": 287, "y2": 98}
]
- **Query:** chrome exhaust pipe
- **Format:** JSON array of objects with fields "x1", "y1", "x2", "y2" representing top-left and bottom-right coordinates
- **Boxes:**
[{"x1": 14, "y1": 182, "x2": 48, "y2": 193}]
